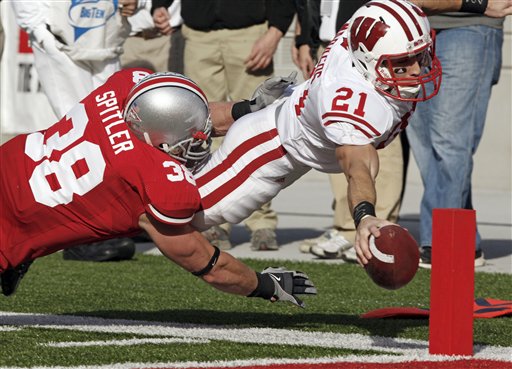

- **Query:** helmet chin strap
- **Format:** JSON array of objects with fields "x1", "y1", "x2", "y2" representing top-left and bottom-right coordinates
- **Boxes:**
[{"x1": 143, "y1": 132, "x2": 153, "y2": 146}]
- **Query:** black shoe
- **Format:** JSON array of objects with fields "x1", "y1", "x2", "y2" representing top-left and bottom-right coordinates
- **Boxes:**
[
  {"x1": 63, "y1": 238, "x2": 136, "y2": 262},
  {"x1": 1, "y1": 260, "x2": 33, "y2": 297},
  {"x1": 419, "y1": 246, "x2": 486, "y2": 269},
  {"x1": 419, "y1": 246, "x2": 432, "y2": 269}
]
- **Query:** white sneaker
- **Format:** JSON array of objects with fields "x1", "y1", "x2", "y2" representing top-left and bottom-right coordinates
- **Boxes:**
[
  {"x1": 298, "y1": 229, "x2": 343, "y2": 253},
  {"x1": 310, "y1": 234, "x2": 352, "y2": 259},
  {"x1": 341, "y1": 246, "x2": 358, "y2": 263}
]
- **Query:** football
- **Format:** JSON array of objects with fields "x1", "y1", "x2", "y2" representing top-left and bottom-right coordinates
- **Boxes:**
[{"x1": 364, "y1": 225, "x2": 420, "y2": 290}]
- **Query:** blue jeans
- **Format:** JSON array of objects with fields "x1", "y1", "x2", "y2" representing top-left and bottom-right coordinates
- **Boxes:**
[{"x1": 407, "y1": 25, "x2": 503, "y2": 249}]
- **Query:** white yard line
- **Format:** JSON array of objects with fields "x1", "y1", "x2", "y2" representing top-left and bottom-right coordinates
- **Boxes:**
[{"x1": 1, "y1": 310, "x2": 511, "y2": 369}]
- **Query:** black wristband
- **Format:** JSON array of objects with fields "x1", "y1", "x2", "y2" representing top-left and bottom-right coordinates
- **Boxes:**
[
  {"x1": 247, "y1": 272, "x2": 275, "y2": 300},
  {"x1": 460, "y1": 0, "x2": 488, "y2": 14},
  {"x1": 231, "y1": 100, "x2": 252, "y2": 121},
  {"x1": 353, "y1": 201, "x2": 376, "y2": 228},
  {"x1": 191, "y1": 246, "x2": 220, "y2": 276},
  {"x1": 295, "y1": 34, "x2": 309, "y2": 49}
]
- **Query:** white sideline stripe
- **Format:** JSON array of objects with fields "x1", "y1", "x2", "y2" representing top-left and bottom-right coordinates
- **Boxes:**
[
  {"x1": 43, "y1": 337, "x2": 209, "y2": 348},
  {"x1": 0, "y1": 326, "x2": 20, "y2": 332},
  {"x1": 1, "y1": 310, "x2": 511, "y2": 368}
]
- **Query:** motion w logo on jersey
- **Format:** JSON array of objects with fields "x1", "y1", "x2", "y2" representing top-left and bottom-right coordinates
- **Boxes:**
[
  {"x1": 350, "y1": 17, "x2": 389, "y2": 52},
  {"x1": 69, "y1": 0, "x2": 119, "y2": 41}
]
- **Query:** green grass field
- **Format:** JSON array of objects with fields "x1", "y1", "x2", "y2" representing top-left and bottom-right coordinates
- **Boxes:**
[{"x1": 0, "y1": 253, "x2": 511, "y2": 367}]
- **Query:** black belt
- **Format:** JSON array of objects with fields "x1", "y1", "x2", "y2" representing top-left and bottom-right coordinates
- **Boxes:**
[{"x1": 133, "y1": 28, "x2": 162, "y2": 40}]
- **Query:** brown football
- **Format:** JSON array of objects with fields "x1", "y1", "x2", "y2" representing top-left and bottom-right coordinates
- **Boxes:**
[{"x1": 364, "y1": 225, "x2": 420, "y2": 290}]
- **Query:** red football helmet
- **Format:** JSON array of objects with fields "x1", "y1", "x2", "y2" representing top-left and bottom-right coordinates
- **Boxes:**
[{"x1": 347, "y1": 0, "x2": 442, "y2": 102}]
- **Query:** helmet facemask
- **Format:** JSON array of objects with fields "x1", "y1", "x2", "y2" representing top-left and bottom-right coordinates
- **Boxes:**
[
  {"x1": 158, "y1": 116, "x2": 212, "y2": 172},
  {"x1": 374, "y1": 34, "x2": 442, "y2": 102}
]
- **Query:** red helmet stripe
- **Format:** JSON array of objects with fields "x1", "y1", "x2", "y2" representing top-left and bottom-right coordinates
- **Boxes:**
[
  {"x1": 368, "y1": 1, "x2": 414, "y2": 41},
  {"x1": 389, "y1": 0, "x2": 424, "y2": 37}
]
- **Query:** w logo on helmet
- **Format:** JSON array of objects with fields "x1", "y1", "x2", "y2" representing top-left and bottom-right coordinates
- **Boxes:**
[{"x1": 350, "y1": 16, "x2": 389, "y2": 52}]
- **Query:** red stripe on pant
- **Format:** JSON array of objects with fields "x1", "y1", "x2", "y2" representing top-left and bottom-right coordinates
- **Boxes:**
[
  {"x1": 197, "y1": 128, "x2": 280, "y2": 187},
  {"x1": 200, "y1": 145, "x2": 287, "y2": 210}
]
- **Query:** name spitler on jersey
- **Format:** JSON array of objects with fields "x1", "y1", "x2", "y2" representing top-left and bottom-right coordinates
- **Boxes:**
[{"x1": 0, "y1": 69, "x2": 201, "y2": 271}]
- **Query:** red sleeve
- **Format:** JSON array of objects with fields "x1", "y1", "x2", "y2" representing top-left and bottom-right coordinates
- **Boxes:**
[{"x1": 136, "y1": 153, "x2": 202, "y2": 226}]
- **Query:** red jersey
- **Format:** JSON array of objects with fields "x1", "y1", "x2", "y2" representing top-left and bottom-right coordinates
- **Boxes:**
[{"x1": 0, "y1": 69, "x2": 201, "y2": 271}]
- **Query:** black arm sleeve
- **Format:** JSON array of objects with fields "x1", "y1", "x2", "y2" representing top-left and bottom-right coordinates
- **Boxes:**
[
  {"x1": 295, "y1": 0, "x2": 321, "y2": 50},
  {"x1": 266, "y1": 0, "x2": 296, "y2": 35},
  {"x1": 151, "y1": 0, "x2": 174, "y2": 15}
]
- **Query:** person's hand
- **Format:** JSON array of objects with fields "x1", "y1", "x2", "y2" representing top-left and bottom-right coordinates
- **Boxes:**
[
  {"x1": 291, "y1": 44, "x2": 315, "y2": 80},
  {"x1": 354, "y1": 216, "x2": 394, "y2": 266},
  {"x1": 249, "y1": 71, "x2": 297, "y2": 111},
  {"x1": 153, "y1": 7, "x2": 173, "y2": 35},
  {"x1": 245, "y1": 27, "x2": 283, "y2": 72},
  {"x1": 31, "y1": 26, "x2": 60, "y2": 54},
  {"x1": 260, "y1": 267, "x2": 317, "y2": 308},
  {"x1": 118, "y1": 0, "x2": 137, "y2": 17},
  {"x1": 485, "y1": 0, "x2": 512, "y2": 17}
]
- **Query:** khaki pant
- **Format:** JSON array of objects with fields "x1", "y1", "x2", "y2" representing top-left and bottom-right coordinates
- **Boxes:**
[
  {"x1": 121, "y1": 33, "x2": 172, "y2": 73},
  {"x1": 183, "y1": 23, "x2": 277, "y2": 233},
  {"x1": 182, "y1": 23, "x2": 273, "y2": 101}
]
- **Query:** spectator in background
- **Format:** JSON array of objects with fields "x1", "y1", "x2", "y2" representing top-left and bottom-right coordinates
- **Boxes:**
[
  {"x1": 152, "y1": 0, "x2": 296, "y2": 252},
  {"x1": 291, "y1": 0, "x2": 404, "y2": 261},
  {"x1": 10, "y1": 0, "x2": 146, "y2": 262},
  {"x1": 407, "y1": 13, "x2": 506, "y2": 269},
  {"x1": 122, "y1": 0, "x2": 183, "y2": 73}
]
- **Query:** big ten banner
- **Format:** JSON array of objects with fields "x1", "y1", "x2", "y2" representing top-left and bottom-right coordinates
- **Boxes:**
[{"x1": 0, "y1": 2, "x2": 56, "y2": 135}]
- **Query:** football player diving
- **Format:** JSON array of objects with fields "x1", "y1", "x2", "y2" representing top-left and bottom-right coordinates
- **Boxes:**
[
  {"x1": 190, "y1": 0, "x2": 444, "y2": 267},
  {"x1": 0, "y1": 69, "x2": 317, "y2": 308}
]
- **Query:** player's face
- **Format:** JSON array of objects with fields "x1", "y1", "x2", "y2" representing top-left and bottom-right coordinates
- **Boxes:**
[{"x1": 386, "y1": 54, "x2": 423, "y2": 79}]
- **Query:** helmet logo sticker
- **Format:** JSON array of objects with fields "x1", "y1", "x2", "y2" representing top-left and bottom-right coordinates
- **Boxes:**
[{"x1": 350, "y1": 16, "x2": 389, "y2": 52}]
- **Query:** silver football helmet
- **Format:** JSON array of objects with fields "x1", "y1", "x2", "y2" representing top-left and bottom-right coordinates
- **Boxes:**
[{"x1": 124, "y1": 72, "x2": 212, "y2": 172}]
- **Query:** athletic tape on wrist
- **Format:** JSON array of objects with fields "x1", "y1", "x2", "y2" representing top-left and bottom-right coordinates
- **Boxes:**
[
  {"x1": 353, "y1": 201, "x2": 376, "y2": 228},
  {"x1": 460, "y1": 0, "x2": 488, "y2": 14},
  {"x1": 231, "y1": 100, "x2": 252, "y2": 120},
  {"x1": 191, "y1": 246, "x2": 220, "y2": 276}
]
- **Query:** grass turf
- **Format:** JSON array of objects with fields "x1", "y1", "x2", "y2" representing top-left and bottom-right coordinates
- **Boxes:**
[{"x1": 0, "y1": 253, "x2": 510, "y2": 367}]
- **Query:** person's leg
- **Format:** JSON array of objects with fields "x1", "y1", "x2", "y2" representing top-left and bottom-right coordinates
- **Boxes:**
[
  {"x1": 192, "y1": 105, "x2": 309, "y2": 233},
  {"x1": 182, "y1": 25, "x2": 228, "y2": 101},
  {"x1": 220, "y1": 24, "x2": 278, "y2": 249},
  {"x1": 407, "y1": 26, "x2": 503, "y2": 265},
  {"x1": 120, "y1": 35, "x2": 171, "y2": 72},
  {"x1": 222, "y1": 23, "x2": 273, "y2": 101},
  {"x1": 182, "y1": 26, "x2": 233, "y2": 248}
]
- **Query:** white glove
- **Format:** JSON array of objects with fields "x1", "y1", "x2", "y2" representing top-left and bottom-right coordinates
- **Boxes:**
[
  {"x1": 30, "y1": 26, "x2": 60, "y2": 54},
  {"x1": 250, "y1": 71, "x2": 298, "y2": 112}
]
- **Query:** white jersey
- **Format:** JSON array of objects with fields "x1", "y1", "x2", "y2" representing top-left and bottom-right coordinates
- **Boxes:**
[
  {"x1": 192, "y1": 26, "x2": 416, "y2": 230},
  {"x1": 277, "y1": 26, "x2": 415, "y2": 173}
]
